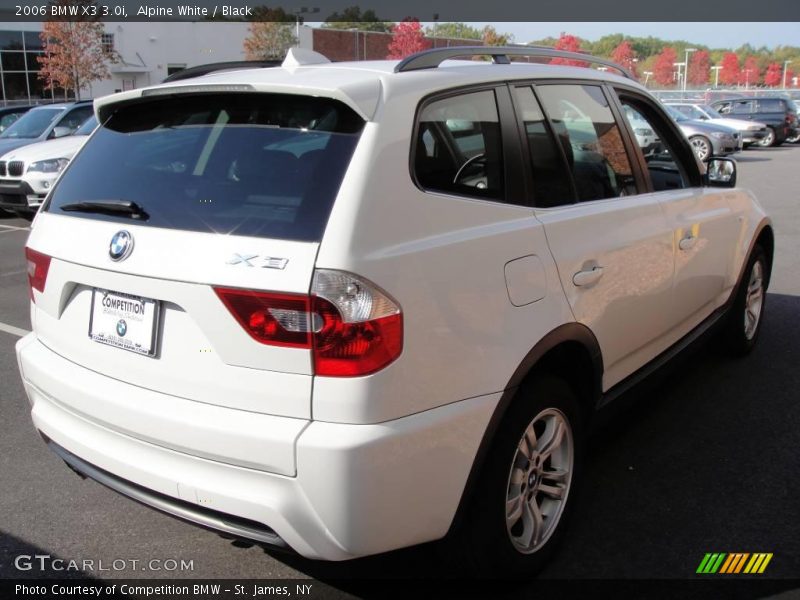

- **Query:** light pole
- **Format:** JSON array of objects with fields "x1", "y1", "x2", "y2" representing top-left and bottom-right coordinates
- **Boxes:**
[
  {"x1": 783, "y1": 60, "x2": 792, "y2": 90},
  {"x1": 711, "y1": 65, "x2": 722, "y2": 88},
  {"x1": 293, "y1": 7, "x2": 320, "y2": 46},
  {"x1": 683, "y1": 48, "x2": 697, "y2": 96}
]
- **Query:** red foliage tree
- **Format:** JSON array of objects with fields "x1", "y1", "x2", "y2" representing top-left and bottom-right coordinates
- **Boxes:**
[
  {"x1": 38, "y1": 0, "x2": 111, "y2": 100},
  {"x1": 687, "y1": 50, "x2": 710, "y2": 86},
  {"x1": 550, "y1": 33, "x2": 588, "y2": 67},
  {"x1": 719, "y1": 52, "x2": 740, "y2": 86},
  {"x1": 386, "y1": 18, "x2": 429, "y2": 59},
  {"x1": 653, "y1": 47, "x2": 678, "y2": 87},
  {"x1": 610, "y1": 40, "x2": 638, "y2": 78},
  {"x1": 764, "y1": 62, "x2": 782, "y2": 87},
  {"x1": 741, "y1": 56, "x2": 760, "y2": 86}
]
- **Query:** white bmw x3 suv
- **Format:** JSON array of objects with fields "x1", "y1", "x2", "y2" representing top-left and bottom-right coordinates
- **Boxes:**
[{"x1": 16, "y1": 47, "x2": 773, "y2": 576}]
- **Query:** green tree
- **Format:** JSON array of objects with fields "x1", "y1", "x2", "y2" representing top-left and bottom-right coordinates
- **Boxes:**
[
  {"x1": 424, "y1": 22, "x2": 482, "y2": 40},
  {"x1": 322, "y1": 7, "x2": 392, "y2": 32}
]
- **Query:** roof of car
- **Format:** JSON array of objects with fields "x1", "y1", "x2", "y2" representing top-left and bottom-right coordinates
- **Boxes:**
[{"x1": 95, "y1": 58, "x2": 646, "y2": 123}]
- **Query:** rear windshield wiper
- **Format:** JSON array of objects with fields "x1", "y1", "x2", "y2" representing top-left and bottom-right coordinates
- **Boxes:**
[{"x1": 59, "y1": 200, "x2": 149, "y2": 220}]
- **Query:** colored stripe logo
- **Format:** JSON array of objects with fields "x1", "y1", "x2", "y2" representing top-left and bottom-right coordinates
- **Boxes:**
[{"x1": 697, "y1": 553, "x2": 773, "y2": 574}]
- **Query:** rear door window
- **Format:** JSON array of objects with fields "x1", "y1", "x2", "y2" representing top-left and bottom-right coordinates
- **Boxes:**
[
  {"x1": 46, "y1": 93, "x2": 365, "y2": 241},
  {"x1": 536, "y1": 84, "x2": 637, "y2": 202}
]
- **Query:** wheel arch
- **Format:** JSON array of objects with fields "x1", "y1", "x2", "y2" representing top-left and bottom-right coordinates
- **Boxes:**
[{"x1": 446, "y1": 322, "x2": 603, "y2": 536}]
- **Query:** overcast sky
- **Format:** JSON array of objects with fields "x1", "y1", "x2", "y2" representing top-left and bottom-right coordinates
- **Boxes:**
[{"x1": 480, "y1": 22, "x2": 800, "y2": 49}]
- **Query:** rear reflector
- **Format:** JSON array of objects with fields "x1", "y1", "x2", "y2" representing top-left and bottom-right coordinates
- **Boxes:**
[
  {"x1": 25, "y1": 247, "x2": 51, "y2": 302},
  {"x1": 213, "y1": 269, "x2": 403, "y2": 377}
]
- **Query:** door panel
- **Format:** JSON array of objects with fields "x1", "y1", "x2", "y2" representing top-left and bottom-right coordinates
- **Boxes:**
[{"x1": 536, "y1": 199, "x2": 674, "y2": 389}]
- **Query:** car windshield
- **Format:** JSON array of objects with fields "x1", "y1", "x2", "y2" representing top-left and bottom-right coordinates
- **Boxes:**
[
  {"x1": 0, "y1": 107, "x2": 63, "y2": 139},
  {"x1": 47, "y1": 93, "x2": 365, "y2": 242},
  {"x1": 74, "y1": 115, "x2": 98, "y2": 136},
  {"x1": 666, "y1": 106, "x2": 689, "y2": 122}
]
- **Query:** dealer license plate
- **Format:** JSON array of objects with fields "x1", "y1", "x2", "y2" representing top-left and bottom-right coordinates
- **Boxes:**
[{"x1": 88, "y1": 288, "x2": 161, "y2": 356}]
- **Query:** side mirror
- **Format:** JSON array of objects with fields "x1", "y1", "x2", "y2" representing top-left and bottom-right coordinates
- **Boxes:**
[
  {"x1": 705, "y1": 157, "x2": 737, "y2": 188},
  {"x1": 50, "y1": 126, "x2": 72, "y2": 139}
]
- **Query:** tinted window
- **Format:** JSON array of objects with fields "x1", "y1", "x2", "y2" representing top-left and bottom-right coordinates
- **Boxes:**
[
  {"x1": 757, "y1": 99, "x2": 784, "y2": 112},
  {"x1": 74, "y1": 115, "x2": 98, "y2": 136},
  {"x1": 731, "y1": 101, "x2": 753, "y2": 115},
  {"x1": 55, "y1": 105, "x2": 93, "y2": 132},
  {"x1": 47, "y1": 93, "x2": 364, "y2": 242},
  {"x1": 0, "y1": 107, "x2": 62, "y2": 138},
  {"x1": 537, "y1": 84, "x2": 636, "y2": 202},
  {"x1": 414, "y1": 90, "x2": 504, "y2": 202},
  {"x1": 513, "y1": 86, "x2": 574, "y2": 207},
  {"x1": 622, "y1": 103, "x2": 687, "y2": 192}
]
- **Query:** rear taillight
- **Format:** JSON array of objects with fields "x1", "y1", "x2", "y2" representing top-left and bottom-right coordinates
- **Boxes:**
[
  {"x1": 25, "y1": 247, "x2": 51, "y2": 302},
  {"x1": 214, "y1": 269, "x2": 402, "y2": 377},
  {"x1": 311, "y1": 270, "x2": 403, "y2": 377}
]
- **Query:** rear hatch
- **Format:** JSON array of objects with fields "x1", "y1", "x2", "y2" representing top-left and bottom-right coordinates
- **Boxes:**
[{"x1": 27, "y1": 91, "x2": 364, "y2": 420}]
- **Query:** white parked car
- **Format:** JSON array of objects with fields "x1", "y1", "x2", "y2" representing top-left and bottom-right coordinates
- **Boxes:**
[
  {"x1": 0, "y1": 116, "x2": 96, "y2": 219},
  {"x1": 17, "y1": 47, "x2": 773, "y2": 577}
]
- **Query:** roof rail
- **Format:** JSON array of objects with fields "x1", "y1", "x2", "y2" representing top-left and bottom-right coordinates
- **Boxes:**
[
  {"x1": 162, "y1": 60, "x2": 281, "y2": 83},
  {"x1": 394, "y1": 46, "x2": 635, "y2": 80}
]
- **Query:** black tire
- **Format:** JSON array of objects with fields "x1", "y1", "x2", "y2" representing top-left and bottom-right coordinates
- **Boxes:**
[
  {"x1": 444, "y1": 375, "x2": 584, "y2": 578},
  {"x1": 720, "y1": 245, "x2": 768, "y2": 356},
  {"x1": 759, "y1": 127, "x2": 777, "y2": 147},
  {"x1": 786, "y1": 132, "x2": 800, "y2": 144}
]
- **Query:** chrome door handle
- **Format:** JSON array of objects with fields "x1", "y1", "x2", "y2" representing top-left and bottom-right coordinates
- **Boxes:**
[
  {"x1": 573, "y1": 266, "x2": 604, "y2": 287},
  {"x1": 679, "y1": 235, "x2": 697, "y2": 251}
]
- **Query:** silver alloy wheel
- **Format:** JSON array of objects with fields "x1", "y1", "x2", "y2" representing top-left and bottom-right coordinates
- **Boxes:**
[
  {"x1": 505, "y1": 408, "x2": 573, "y2": 554},
  {"x1": 691, "y1": 136, "x2": 711, "y2": 160},
  {"x1": 760, "y1": 129, "x2": 775, "y2": 147},
  {"x1": 744, "y1": 260, "x2": 765, "y2": 340},
  {"x1": 787, "y1": 133, "x2": 800, "y2": 143}
]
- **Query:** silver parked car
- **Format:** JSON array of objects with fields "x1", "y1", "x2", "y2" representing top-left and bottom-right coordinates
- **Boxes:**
[
  {"x1": 665, "y1": 105, "x2": 741, "y2": 160},
  {"x1": 666, "y1": 102, "x2": 768, "y2": 147}
]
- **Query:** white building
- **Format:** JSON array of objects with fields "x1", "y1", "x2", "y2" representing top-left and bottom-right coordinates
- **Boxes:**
[{"x1": 0, "y1": 21, "x2": 313, "y2": 103}]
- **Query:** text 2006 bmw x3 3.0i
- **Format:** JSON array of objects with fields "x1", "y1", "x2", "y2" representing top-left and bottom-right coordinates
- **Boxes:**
[{"x1": 16, "y1": 47, "x2": 773, "y2": 576}]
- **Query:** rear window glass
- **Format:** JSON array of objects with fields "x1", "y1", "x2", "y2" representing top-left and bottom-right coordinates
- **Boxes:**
[{"x1": 47, "y1": 93, "x2": 365, "y2": 241}]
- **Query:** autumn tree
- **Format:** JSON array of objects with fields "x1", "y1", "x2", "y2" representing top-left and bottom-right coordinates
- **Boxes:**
[
  {"x1": 38, "y1": 0, "x2": 110, "y2": 100},
  {"x1": 550, "y1": 33, "x2": 588, "y2": 67},
  {"x1": 719, "y1": 52, "x2": 740, "y2": 86},
  {"x1": 243, "y1": 21, "x2": 296, "y2": 60},
  {"x1": 610, "y1": 40, "x2": 638, "y2": 78},
  {"x1": 481, "y1": 25, "x2": 512, "y2": 46},
  {"x1": 653, "y1": 47, "x2": 678, "y2": 87},
  {"x1": 741, "y1": 55, "x2": 760, "y2": 86},
  {"x1": 688, "y1": 50, "x2": 710, "y2": 86},
  {"x1": 764, "y1": 62, "x2": 782, "y2": 87},
  {"x1": 386, "y1": 18, "x2": 429, "y2": 59}
]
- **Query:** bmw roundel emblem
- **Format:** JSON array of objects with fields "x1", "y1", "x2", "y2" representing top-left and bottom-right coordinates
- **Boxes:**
[
  {"x1": 116, "y1": 319, "x2": 127, "y2": 337},
  {"x1": 109, "y1": 230, "x2": 133, "y2": 261}
]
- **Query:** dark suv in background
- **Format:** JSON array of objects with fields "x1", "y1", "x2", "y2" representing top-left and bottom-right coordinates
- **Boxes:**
[{"x1": 711, "y1": 97, "x2": 798, "y2": 146}]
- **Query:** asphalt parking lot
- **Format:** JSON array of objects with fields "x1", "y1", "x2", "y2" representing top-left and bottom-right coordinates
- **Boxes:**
[{"x1": 1, "y1": 145, "x2": 799, "y2": 593}]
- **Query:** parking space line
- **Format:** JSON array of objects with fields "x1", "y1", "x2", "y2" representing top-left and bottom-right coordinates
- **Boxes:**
[
  {"x1": 0, "y1": 224, "x2": 30, "y2": 231},
  {"x1": 0, "y1": 321, "x2": 29, "y2": 338}
]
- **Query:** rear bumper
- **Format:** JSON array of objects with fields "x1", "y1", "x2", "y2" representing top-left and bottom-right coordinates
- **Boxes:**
[{"x1": 16, "y1": 334, "x2": 496, "y2": 560}]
